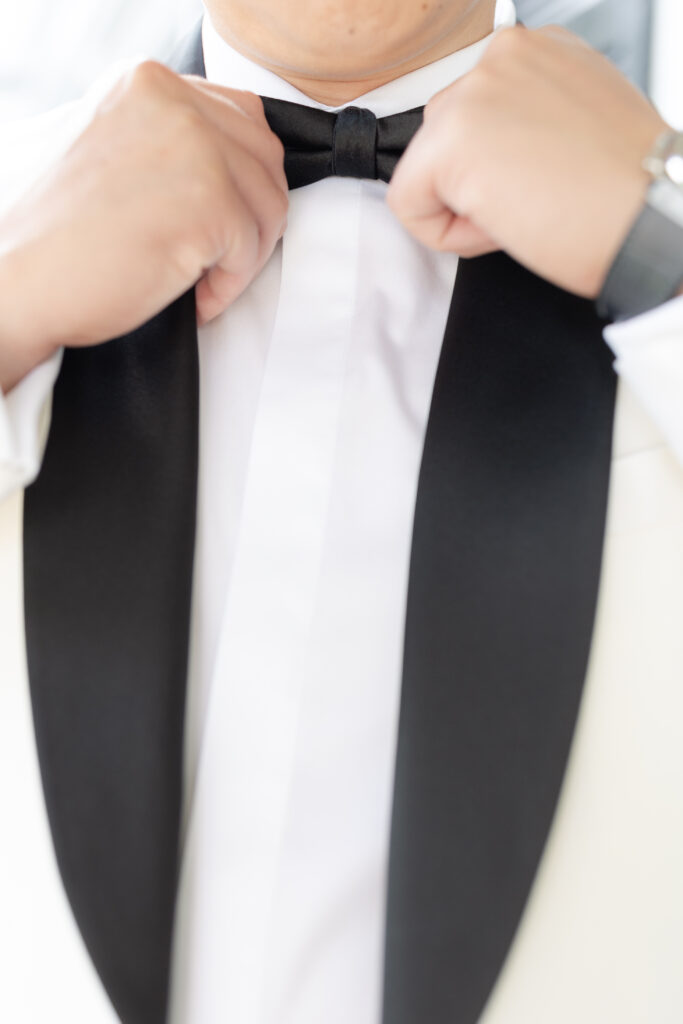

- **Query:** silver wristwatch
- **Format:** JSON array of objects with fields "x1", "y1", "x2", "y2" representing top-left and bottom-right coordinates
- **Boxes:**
[{"x1": 597, "y1": 130, "x2": 683, "y2": 321}]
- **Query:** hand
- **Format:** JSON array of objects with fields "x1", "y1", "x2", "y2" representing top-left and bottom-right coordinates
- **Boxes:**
[
  {"x1": 387, "y1": 26, "x2": 669, "y2": 298},
  {"x1": 0, "y1": 61, "x2": 288, "y2": 391}
]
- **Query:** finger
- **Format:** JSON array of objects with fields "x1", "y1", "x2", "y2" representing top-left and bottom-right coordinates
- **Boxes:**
[
  {"x1": 387, "y1": 130, "x2": 449, "y2": 231},
  {"x1": 184, "y1": 80, "x2": 288, "y2": 193},
  {"x1": 215, "y1": 140, "x2": 289, "y2": 261},
  {"x1": 438, "y1": 215, "x2": 499, "y2": 257},
  {"x1": 389, "y1": 129, "x2": 498, "y2": 255},
  {"x1": 182, "y1": 77, "x2": 266, "y2": 121},
  {"x1": 195, "y1": 185, "x2": 261, "y2": 323},
  {"x1": 196, "y1": 147, "x2": 287, "y2": 323},
  {"x1": 390, "y1": 193, "x2": 496, "y2": 255},
  {"x1": 196, "y1": 263, "x2": 255, "y2": 324}
]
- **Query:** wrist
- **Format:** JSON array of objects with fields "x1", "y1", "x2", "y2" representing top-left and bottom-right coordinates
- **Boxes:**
[{"x1": 596, "y1": 129, "x2": 683, "y2": 320}]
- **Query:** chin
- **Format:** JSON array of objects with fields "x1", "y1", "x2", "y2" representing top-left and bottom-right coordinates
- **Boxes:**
[
  {"x1": 270, "y1": 11, "x2": 452, "y2": 78},
  {"x1": 207, "y1": 0, "x2": 488, "y2": 89}
]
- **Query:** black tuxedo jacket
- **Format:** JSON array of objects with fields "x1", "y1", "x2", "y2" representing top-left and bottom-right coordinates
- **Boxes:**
[{"x1": 21, "y1": 23, "x2": 617, "y2": 1024}]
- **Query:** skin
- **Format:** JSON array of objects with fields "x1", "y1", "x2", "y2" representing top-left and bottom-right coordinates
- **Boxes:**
[
  {"x1": 388, "y1": 24, "x2": 673, "y2": 298},
  {"x1": 0, "y1": 1, "x2": 676, "y2": 393},
  {"x1": 0, "y1": 65, "x2": 288, "y2": 389},
  {"x1": 205, "y1": 0, "x2": 497, "y2": 106}
]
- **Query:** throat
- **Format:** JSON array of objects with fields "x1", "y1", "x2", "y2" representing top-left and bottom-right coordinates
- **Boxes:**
[{"x1": 207, "y1": 0, "x2": 497, "y2": 106}]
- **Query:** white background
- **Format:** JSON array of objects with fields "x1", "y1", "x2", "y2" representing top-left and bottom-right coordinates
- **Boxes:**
[
  {"x1": 0, "y1": 0, "x2": 201, "y2": 120},
  {"x1": 651, "y1": 0, "x2": 683, "y2": 125}
]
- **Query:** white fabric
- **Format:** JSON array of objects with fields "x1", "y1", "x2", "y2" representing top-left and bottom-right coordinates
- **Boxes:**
[
  {"x1": 1, "y1": 2, "x2": 683, "y2": 1022},
  {"x1": 604, "y1": 294, "x2": 683, "y2": 465},
  {"x1": 171, "y1": 10, "x2": 516, "y2": 1023},
  {"x1": 0, "y1": 350, "x2": 62, "y2": 496}
]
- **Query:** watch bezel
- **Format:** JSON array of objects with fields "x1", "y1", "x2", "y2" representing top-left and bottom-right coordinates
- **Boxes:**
[{"x1": 643, "y1": 130, "x2": 683, "y2": 187}]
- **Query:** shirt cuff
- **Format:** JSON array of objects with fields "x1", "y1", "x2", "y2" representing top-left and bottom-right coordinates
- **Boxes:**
[
  {"x1": 0, "y1": 349, "x2": 63, "y2": 502},
  {"x1": 604, "y1": 293, "x2": 683, "y2": 466}
]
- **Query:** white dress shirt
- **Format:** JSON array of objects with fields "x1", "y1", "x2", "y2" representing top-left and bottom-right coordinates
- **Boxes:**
[
  {"x1": 2, "y1": 2, "x2": 683, "y2": 1022},
  {"x1": 171, "y1": 11, "x2": 510, "y2": 1023}
]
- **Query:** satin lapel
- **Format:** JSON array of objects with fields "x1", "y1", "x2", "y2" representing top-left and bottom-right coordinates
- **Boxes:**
[
  {"x1": 168, "y1": 18, "x2": 205, "y2": 77},
  {"x1": 382, "y1": 252, "x2": 616, "y2": 1024},
  {"x1": 22, "y1": 26, "x2": 205, "y2": 1024}
]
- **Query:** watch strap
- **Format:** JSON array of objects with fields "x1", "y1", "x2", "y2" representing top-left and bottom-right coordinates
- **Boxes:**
[{"x1": 597, "y1": 180, "x2": 683, "y2": 321}]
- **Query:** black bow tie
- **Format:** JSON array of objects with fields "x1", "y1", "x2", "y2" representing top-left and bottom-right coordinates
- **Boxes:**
[{"x1": 261, "y1": 97, "x2": 424, "y2": 190}]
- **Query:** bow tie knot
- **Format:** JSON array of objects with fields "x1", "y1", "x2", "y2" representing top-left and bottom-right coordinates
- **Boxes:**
[
  {"x1": 261, "y1": 97, "x2": 424, "y2": 190},
  {"x1": 333, "y1": 106, "x2": 378, "y2": 180}
]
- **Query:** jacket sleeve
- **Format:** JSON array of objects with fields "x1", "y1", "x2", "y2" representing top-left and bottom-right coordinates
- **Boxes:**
[{"x1": 604, "y1": 294, "x2": 683, "y2": 466}]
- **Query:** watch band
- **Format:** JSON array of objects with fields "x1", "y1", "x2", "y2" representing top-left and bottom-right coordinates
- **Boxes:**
[{"x1": 597, "y1": 180, "x2": 683, "y2": 322}]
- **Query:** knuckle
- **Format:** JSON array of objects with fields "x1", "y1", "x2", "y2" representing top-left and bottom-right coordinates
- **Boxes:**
[
  {"x1": 166, "y1": 108, "x2": 216, "y2": 168},
  {"x1": 174, "y1": 105, "x2": 209, "y2": 143},
  {"x1": 446, "y1": 69, "x2": 497, "y2": 119},
  {"x1": 241, "y1": 91, "x2": 266, "y2": 120},
  {"x1": 126, "y1": 59, "x2": 172, "y2": 96},
  {"x1": 421, "y1": 107, "x2": 464, "y2": 156},
  {"x1": 485, "y1": 24, "x2": 529, "y2": 63},
  {"x1": 489, "y1": 24, "x2": 522, "y2": 52},
  {"x1": 171, "y1": 238, "x2": 204, "y2": 283},
  {"x1": 424, "y1": 90, "x2": 449, "y2": 123},
  {"x1": 223, "y1": 89, "x2": 265, "y2": 122},
  {"x1": 183, "y1": 163, "x2": 227, "y2": 225}
]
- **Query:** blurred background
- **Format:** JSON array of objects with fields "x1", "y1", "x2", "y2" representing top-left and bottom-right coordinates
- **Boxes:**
[{"x1": 0, "y1": 0, "x2": 679, "y2": 124}]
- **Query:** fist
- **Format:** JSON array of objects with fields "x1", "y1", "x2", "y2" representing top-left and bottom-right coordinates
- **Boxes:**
[
  {"x1": 388, "y1": 26, "x2": 669, "y2": 298},
  {"x1": 0, "y1": 61, "x2": 288, "y2": 390}
]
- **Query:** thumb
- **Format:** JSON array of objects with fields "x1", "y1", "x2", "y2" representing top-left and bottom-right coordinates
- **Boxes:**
[{"x1": 437, "y1": 214, "x2": 500, "y2": 257}]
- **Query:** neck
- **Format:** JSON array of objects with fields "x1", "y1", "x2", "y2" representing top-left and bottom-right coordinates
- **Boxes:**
[{"x1": 207, "y1": 1, "x2": 497, "y2": 106}]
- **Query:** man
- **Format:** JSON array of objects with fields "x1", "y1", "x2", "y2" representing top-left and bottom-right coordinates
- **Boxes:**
[{"x1": 0, "y1": 2, "x2": 682, "y2": 1023}]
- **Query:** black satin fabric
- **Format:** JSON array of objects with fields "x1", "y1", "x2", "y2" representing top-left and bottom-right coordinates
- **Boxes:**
[
  {"x1": 22, "y1": 20, "x2": 617, "y2": 1024},
  {"x1": 261, "y1": 97, "x2": 424, "y2": 189},
  {"x1": 382, "y1": 253, "x2": 616, "y2": 1024},
  {"x1": 23, "y1": 293, "x2": 199, "y2": 1024}
]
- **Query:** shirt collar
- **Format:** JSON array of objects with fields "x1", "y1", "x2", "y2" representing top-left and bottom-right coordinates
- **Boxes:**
[{"x1": 202, "y1": 0, "x2": 517, "y2": 117}]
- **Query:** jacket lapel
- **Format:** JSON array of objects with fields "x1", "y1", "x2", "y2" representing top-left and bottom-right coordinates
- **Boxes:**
[
  {"x1": 23, "y1": 294, "x2": 199, "y2": 1024},
  {"x1": 22, "y1": 30, "x2": 205, "y2": 1024},
  {"x1": 22, "y1": 21, "x2": 616, "y2": 1024},
  {"x1": 382, "y1": 252, "x2": 616, "y2": 1024}
]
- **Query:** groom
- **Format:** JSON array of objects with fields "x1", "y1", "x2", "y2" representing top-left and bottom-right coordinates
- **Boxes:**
[{"x1": 1, "y1": 2, "x2": 682, "y2": 1024}]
